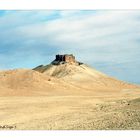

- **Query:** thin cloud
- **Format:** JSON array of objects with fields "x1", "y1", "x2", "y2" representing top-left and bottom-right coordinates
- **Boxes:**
[{"x1": 0, "y1": 10, "x2": 139, "y2": 84}]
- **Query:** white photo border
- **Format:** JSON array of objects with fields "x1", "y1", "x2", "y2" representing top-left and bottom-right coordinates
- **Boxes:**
[{"x1": 0, "y1": 0, "x2": 140, "y2": 140}]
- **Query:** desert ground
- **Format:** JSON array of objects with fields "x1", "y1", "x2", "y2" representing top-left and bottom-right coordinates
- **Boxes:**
[
  {"x1": 0, "y1": 90, "x2": 140, "y2": 130},
  {"x1": 0, "y1": 63, "x2": 140, "y2": 130}
]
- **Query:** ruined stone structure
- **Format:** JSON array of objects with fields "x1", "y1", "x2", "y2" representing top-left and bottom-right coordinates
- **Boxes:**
[
  {"x1": 51, "y1": 54, "x2": 83, "y2": 65},
  {"x1": 55, "y1": 54, "x2": 76, "y2": 63}
]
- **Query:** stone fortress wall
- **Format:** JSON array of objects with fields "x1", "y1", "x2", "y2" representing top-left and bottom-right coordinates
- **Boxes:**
[{"x1": 55, "y1": 54, "x2": 76, "y2": 63}]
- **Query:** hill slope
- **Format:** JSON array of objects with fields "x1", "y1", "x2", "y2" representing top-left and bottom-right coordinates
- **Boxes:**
[
  {"x1": 33, "y1": 63, "x2": 138, "y2": 91},
  {"x1": 0, "y1": 69, "x2": 79, "y2": 96}
]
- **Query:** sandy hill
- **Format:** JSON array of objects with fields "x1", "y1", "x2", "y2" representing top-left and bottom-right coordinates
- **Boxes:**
[
  {"x1": 0, "y1": 69, "x2": 79, "y2": 96},
  {"x1": 0, "y1": 69, "x2": 53, "y2": 89},
  {"x1": 33, "y1": 63, "x2": 138, "y2": 91},
  {"x1": 0, "y1": 54, "x2": 139, "y2": 96},
  {"x1": 0, "y1": 55, "x2": 140, "y2": 130}
]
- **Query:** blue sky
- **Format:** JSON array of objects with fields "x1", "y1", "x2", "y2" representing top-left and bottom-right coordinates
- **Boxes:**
[{"x1": 0, "y1": 10, "x2": 140, "y2": 84}]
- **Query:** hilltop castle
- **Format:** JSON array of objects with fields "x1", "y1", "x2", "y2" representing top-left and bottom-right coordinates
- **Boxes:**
[
  {"x1": 55, "y1": 54, "x2": 76, "y2": 63},
  {"x1": 52, "y1": 54, "x2": 82, "y2": 65}
]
